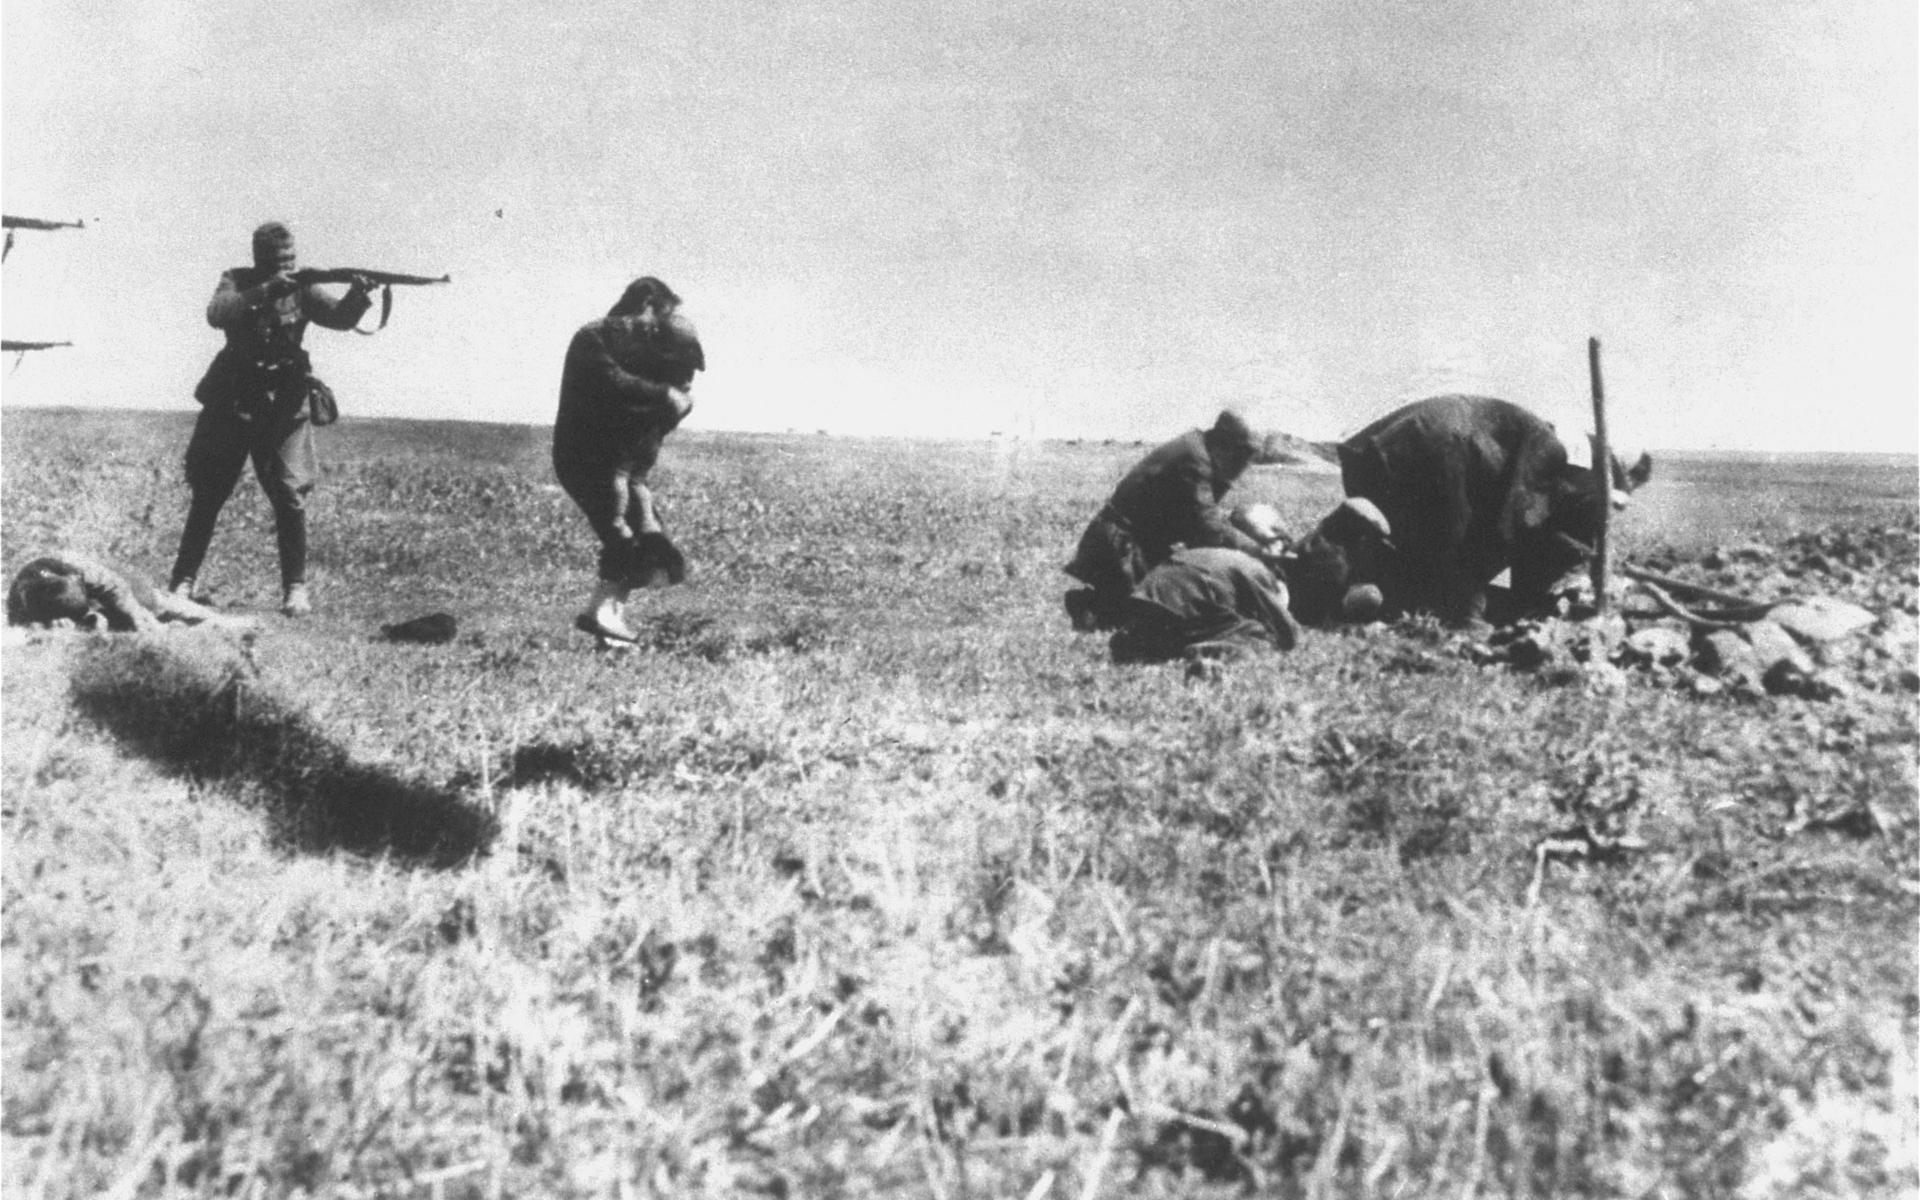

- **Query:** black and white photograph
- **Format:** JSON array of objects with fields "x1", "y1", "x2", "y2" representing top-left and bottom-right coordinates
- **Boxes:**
[{"x1": 3, "y1": 2, "x2": 1915, "y2": 1195}]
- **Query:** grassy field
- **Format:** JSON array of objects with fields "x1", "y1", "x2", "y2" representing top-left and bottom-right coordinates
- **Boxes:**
[{"x1": 3, "y1": 408, "x2": 1916, "y2": 1199}]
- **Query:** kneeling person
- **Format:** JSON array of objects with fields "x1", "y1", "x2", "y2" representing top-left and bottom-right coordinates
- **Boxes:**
[
  {"x1": 1065, "y1": 410, "x2": 1270, "y2": 631},
  {"x1": 1277, "y1": 497, "x2": 1393, "y2": 625},
  {"x1": 1109, "y1": 546, "x2": 1301, "y2": 664}
]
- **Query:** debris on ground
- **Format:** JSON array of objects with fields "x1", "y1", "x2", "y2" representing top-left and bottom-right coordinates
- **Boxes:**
[
  {"x1": 1453, "y1": 517, "x2": 1919, "y2": 702},
  {"x1": 380, "y1": 611, "x2": 460, "y2": 644}
]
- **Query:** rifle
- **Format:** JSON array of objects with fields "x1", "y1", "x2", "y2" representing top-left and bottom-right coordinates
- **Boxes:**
[
  {"x1": 292, "y1": 267, "x2": 451, "y2": 288},
  {"x1": 290, "y1": 267, "x2": 451, "y2": 334},
  {"x1": 3, "y1": 339, "x2": 72, "y2": 373},
  {"x1": 2, "y1": 214, "x2": 85, "y2": 262}
]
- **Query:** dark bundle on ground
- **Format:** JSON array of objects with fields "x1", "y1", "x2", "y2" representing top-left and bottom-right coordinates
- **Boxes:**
[{"x1": 380, "y1": 611, "x2": 459, "y2": 644}]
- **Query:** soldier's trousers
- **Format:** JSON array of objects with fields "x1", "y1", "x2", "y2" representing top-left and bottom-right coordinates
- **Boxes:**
[{"x1": 171, "y1": 399, "x2": 315, "y2": 591}]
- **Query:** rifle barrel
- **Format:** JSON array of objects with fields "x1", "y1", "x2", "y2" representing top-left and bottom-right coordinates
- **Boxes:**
[
  {"x1": 2, "y1": 340, "x2": 74, "y2": 351},
  {"x1": 1, "y1": 216, "x2": 85, "y2": 231},
  {"x1": 296, "y1": 267, "x2": 451, "y2": 286}
]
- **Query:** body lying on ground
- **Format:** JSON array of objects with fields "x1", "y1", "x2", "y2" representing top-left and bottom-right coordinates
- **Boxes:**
[
  {"x1": 1335, "y1": 395, "x2": 1650, "y2": 624},
  {"x1": 1108, "y1": 546, "x2": 1300, "y2": 664},
  {"x1": 8, "y1": 553, "x2": 249, "y2": 632}
]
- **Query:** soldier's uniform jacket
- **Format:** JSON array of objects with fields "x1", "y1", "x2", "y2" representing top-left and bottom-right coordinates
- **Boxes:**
[
  {"x1": 1066, "y1": 429, "x2": 1266, "y2": 596},
  {"x1": 193, "y1": 268, "x2": 371, "y2": 419}
]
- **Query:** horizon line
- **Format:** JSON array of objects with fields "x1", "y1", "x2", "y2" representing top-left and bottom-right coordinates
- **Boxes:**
[{"x1": 3, "y1": 401, "x2": 1916, "y2": 461}]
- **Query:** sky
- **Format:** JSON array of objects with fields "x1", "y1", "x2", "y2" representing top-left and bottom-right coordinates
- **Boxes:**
[{"x1": 2, "y1": 0, "x2": 1914, "y2": 453}]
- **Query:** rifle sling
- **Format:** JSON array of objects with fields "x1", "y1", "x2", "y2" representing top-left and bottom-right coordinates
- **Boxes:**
[{"x1": 352, "y1": 285, "x2": 394, "y2": 336}]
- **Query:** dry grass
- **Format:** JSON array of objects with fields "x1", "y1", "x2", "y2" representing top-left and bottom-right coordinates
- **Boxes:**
[{"x1": 3, "y1": 410, "x2": 1915, "y2": 1198}]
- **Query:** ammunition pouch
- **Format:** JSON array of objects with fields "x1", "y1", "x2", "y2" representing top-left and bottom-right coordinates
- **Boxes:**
[
  {"x1": 307, "y1": 377, "x2": 339, "y2": 426},
  {"x1": 194, "y1": 347, "x2": 316, "y2": 425}
]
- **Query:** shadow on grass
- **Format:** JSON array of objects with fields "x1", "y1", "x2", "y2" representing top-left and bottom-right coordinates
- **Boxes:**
[{"x1": 67, "y1": 635, "x2": 496, "y2": 868}]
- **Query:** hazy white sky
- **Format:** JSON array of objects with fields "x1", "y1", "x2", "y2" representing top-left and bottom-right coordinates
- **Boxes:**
[{"x1": 3, "y1": 0, "x2": 1914, "y2": 451}]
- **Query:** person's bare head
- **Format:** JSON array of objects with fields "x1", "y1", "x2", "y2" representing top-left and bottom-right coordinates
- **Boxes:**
[{"x1": 609, "y1": 276, "x2": 681, "y2": 326}]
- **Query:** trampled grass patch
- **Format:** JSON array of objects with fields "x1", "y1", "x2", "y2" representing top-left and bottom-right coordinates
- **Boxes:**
[{"x1": 3, "y1": 409, "x2": 1915, "y2": 1197}]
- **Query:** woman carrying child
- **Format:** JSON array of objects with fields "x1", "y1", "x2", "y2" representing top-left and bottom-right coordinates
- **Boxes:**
[{"x1": 552, "y1": 276, "x2": 705, "y2": 646}]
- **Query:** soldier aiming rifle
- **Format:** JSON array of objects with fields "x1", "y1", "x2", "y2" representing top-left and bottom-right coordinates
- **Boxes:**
[{"x1": 167, "y1": 221, "x2": 449, "y2": 617}]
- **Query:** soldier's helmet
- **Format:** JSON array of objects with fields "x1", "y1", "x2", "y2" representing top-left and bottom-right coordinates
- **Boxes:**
[{"x1": 251, "y1": 222, "x2": 295, "y2": 270}]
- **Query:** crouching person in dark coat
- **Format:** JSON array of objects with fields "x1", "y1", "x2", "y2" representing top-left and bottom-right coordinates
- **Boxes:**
[
  {"x1": 1108, "y1": 546, "x2": 1300, "y2": 665},
  {"x1": 1277, "y1": 497, "x2": 1394, "y2": 626},
  {"x1": 1065, "y1": 410, "x2": 1271, "y2": 631}
]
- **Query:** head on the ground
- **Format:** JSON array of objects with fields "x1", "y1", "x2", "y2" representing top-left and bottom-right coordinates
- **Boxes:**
[
  {"x1": 252, "y1": 222, "x2": 296, "y2": 274},
  {"x1": 1202, "y1": 410, "x2": 1261, "y2": 484},
  {"x1": 8, "y1": 569, "x2": 90, "y2": 626}
]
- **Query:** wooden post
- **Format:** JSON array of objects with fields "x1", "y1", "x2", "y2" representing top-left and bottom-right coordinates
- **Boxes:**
[{"x1": 1588, "y1": 337, "x2": 1611, "y2": 614}]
